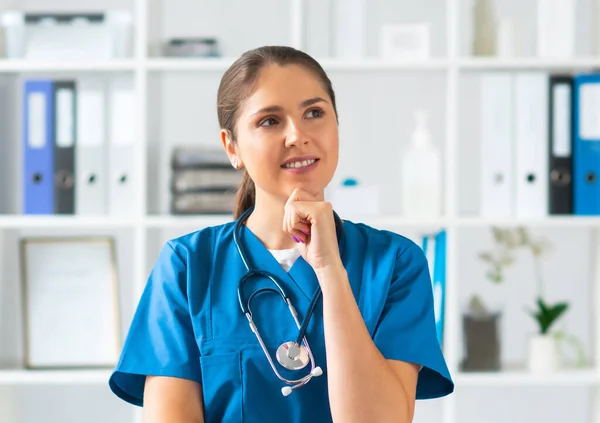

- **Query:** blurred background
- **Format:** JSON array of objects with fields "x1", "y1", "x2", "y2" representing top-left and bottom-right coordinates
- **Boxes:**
[{"x1": 0, "y1": 0, "x2": 599, "y2": 422}]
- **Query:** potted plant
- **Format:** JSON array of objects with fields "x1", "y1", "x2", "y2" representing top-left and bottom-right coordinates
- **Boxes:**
[
  {"x1": 461, "y1": 227, "x2": 517, "y2": 372},
  {"x1": 527, "y1": 297, "x2": 568, "y2": 373},
  {"x1": 471, "y1": 226, "x2": 573, "y2": 373}
]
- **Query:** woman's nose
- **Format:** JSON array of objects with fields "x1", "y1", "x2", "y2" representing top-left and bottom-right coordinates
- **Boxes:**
[{"x1": 284, "y1": 121, "x2": 308, "y2": 147}]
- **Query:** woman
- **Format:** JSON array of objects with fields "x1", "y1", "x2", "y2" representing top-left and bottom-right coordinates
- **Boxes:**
[{"x1": 109, "y1": 45, "x2": 454, "y2": 423}]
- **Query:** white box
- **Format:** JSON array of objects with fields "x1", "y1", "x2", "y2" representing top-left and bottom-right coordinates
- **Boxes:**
[{"x1": 1, "y1": 11, "x2": 132, "y2": 60}]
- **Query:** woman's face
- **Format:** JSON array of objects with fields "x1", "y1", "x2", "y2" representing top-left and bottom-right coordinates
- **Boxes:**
[{"x1": 224, "y1": 63, "x2": 339, "y2": 200}]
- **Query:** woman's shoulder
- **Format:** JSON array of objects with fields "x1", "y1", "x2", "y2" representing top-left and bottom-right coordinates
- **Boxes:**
[
  {"x1": 340, "y1": 217, "x2": 426, "y2": 260},
  {"x1": 163, "y1": 219, "x2": 238, "y2": 262}
]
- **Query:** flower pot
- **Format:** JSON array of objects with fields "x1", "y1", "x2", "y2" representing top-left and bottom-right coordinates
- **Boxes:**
[
  {"x1": 460, "y1": 312, "x2": 501, "y2": 371},
  {"x1": 528, "y1": 334, "x2": 561, "y2": 373}
]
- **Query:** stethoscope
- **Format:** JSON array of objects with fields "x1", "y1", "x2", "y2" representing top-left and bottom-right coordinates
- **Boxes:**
[{"x1": 234, "y1": 205, "x2": 345, "y2": 396}]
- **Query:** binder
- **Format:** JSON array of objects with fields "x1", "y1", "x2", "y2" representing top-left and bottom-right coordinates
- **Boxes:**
[
  {"x1": 23, "y1": 79, "x2": 54, "y2": 214},
  {"x1": 421, "y1": 230, "x2": 446, "y2": 347},
  {"x1": 514, "y1": 72, "x2": 549, "y2": 217},
  {"x1": 107, "y1": 77, "x2": 135, "y2": 216},
  {"x1": 52, "y1": 80, "x2": 76, "y2": 214},
  {"x1": 573, "y1": 73, "x2": 600, "y2": 215},
  {"x1": 479, "y1": 72, "x2": 514, "y2": 217},
  {"x1": 548, "y1": 75, "x2": 574, "y2": 214},
  {"x1": 75, "y1": 77, "x2": 107, "y2": 215}
]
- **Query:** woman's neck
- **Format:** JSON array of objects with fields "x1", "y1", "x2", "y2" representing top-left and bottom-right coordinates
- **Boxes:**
[
  {"x1": 244, "y1": 192, "x2": 294, "y2": 250},
  {"x1": 243, "y1": 188, "x2": 322, "y2": 250}
]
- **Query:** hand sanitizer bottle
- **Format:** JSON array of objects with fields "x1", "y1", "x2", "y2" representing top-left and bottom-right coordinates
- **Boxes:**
[{"x1": 401, "y1": 110, "x2": 442, "y2": 218}]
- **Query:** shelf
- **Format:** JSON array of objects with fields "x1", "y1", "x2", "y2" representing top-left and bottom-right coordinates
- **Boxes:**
[
  {"x1": 0, "y1": 369, "x2": 111, "y2": 385},
  {"x1": 145, "y1": 214, "x2": 451, "y2": 230},
  {"x1": 146, "y1": 57, "x2": 236, "y2": 71},
  {"x1": 458, "y1": 57, "x2": 600, "y2": 70},
  {"x1": 0, "y1": 215, "x2": 137, "y2": 229},
  {"x1": 145, "y1": 214, "x2": 234, "y2": 228},
  {"x1": 1, "y1": 57, "x2": 599, "y2": 74},
  {"x1": 0, "y1": 59, "x2": 137, "y2": 73},
  {"x1": 457, "y1": 216, "x2": 600, "y2": 228},
  {"x1": 455, "y1": 368, "x2": 600, "y2": 387},
  {"x1": 2, "y1": 215, "x2": 598, "y2": 230},
  {"x1": 317, "y1": 58, "x2": 450, "y2": 71},
  {"x1": 146, "y1": 57, "x2": 451, "y2": 72}
]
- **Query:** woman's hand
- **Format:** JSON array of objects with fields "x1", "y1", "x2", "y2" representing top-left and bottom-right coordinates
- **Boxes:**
[{"x1": 283, "y1": 187, "x2": 342, "y2": 272}]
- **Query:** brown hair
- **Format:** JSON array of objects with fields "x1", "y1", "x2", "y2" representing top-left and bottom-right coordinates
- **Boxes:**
[{"x1": 217, "y1": 45, "x2": 338, "y2": 219}]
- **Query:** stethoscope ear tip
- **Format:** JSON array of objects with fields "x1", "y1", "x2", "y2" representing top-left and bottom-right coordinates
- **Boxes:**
[
  {"x1": 281, "y1": 386, "x2": 293, "y2": 396},
  {"x1": 312, "y1": 366, "x2": 323, "y2": 377}
]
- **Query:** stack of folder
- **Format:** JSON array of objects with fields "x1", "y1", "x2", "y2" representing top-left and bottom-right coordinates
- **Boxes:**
[
  {"x1": 22, "y1": 77, "x2": 135, "y2": 216},
  {"x1": 479, "y1": 71, "x2": 600, "y2": 217},
  {"x1": 170, "y1": 147, "x2": 241, "y2": 215}
]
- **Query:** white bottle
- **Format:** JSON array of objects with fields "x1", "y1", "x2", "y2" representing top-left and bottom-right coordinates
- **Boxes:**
[{"x1": 401, "y1": 110, "x2": 442, "y2": 219}]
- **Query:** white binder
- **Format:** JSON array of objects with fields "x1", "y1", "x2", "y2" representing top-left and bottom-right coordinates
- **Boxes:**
[
  {"x1": 479, "y1": 72, "x2": 514, "y2": 217},
  {"x1": 107, "y1": 77, "x2": 135, "y2": 216},
  {"x1": 514, "y1": 72, "x2": 549, "y2": 218},
  {"x1": 76, "y1": 77, "x2": 107, "y2": 215}
]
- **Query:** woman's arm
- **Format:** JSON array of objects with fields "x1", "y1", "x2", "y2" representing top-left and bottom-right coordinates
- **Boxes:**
[
  {"x1": 316, "y1": 263, "x2": 420, "y2": 423},
  {"x1": 143, "y1": 376, "x2": 205, "y2": 423}
]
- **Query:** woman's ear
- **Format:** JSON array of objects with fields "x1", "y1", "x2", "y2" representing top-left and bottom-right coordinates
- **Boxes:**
[{"x1": 220, "y1": 129, "x2": 242, "y2": 169}]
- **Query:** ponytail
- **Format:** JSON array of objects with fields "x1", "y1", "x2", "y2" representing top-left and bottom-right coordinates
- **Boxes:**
[{"x1": 233, "y1": 169, "x2": 255, "y2": 219}]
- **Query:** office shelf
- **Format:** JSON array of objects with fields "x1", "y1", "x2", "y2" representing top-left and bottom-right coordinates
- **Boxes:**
[
  {"x1": 454, "y1": 368, "x2": 600, "y2": 387},
  {"x1": 458, "y1": 57, "x2": 600, "y2": 71},
  {"x1": 0, "y1": 369, "x2": 111, "y2": 385},
  {"x1": 0, "y1": 59, "x2": 137, "y2": 73},
  {"x1": 456, "y1": 216, "x2": 600, "y2": 228},
  {"x1": 0, "y1": 215, "x2": 137, "y2": 229}
]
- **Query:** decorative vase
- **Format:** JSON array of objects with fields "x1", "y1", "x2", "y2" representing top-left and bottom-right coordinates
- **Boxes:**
[{"x1": 528, "y1": 334, "x2": 561, "y2": 373}]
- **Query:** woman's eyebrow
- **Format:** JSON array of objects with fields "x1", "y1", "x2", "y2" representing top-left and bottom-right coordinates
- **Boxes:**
[
  {"x1": 250, "y1": 97, "x2": 328, "y2": 117},
  {"x1": 300, "y1": 97, "x2": 327, "y2": 108}
]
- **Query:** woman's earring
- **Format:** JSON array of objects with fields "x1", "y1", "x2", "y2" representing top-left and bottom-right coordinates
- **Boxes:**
[{"x1": 232, "y1": 159, "x2": 239, "y2": 169}]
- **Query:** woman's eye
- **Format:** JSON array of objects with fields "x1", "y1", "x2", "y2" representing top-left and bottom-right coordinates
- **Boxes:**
[
  {"x1": 306, "y1": 108, "x2": 324, "y2": 119},
  {"x1": 260, "y1": 117, "x2": 278, "y2": 127}
]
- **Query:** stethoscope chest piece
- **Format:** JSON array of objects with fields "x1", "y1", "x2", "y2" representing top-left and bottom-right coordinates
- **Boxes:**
[{"x1": 276, "y1": 341, "x2": 310, "y2": 370}]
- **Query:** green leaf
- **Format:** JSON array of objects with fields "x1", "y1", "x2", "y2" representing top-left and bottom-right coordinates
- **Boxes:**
[{"x1": 531, "y1": 298, "x2": 569, "y2": 334}]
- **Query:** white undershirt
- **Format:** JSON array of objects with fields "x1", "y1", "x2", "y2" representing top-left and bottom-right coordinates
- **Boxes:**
[{"x1": 268, "y1": 247, "x2": 301, "y2": 272}]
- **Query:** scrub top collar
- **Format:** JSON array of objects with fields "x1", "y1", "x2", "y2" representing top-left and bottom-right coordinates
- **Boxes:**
[{"x1": 236, "y1": 206, "x2": 347, "y2": 301}]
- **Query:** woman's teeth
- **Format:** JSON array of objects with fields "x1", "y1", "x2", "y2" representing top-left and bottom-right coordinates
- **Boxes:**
[{"x1": 283, "y1": 159, "x2": 316, "y2": 169}]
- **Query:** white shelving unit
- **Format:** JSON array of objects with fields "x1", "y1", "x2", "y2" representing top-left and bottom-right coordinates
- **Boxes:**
[{"x1": 1, "y1": 0, "x2": 600, "y2": 422}]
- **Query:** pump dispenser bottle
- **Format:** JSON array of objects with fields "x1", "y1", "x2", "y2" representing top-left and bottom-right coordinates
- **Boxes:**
[{"x1": 401, "y1": 109, "x2": 442, "y2": 218}]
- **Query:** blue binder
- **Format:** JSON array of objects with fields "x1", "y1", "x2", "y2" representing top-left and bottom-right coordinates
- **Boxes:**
[
  {"x1": 23, "y1": 79, "x2": 54, "y2": 214},
  {"x1": 573, "y1": 73, "x2": 600, "y2": 215},
  {"x1": 421, "y1": 230, "x2": 446, "y2": 347}
]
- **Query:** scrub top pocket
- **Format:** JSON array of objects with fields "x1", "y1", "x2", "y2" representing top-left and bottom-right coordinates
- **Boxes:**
[
  {"x1": 200, "y1": 351, "x2": 243, "y2": 423},
  {"x1": 239, "y1": 346, "x2": 333, "y2": 423}
]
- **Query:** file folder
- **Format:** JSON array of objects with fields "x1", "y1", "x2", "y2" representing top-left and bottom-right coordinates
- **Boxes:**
[
  {"x1": 107, "y1": 77, "x2": 135, "y2": 216},
  {"x1": 573, "y1": 73, "x2": 600, "y2": 215},
  {"x1": 514, "y1": 72, "x2": 549, "y2": 217},
  {"x1": 76, "y1": 77, "x2": 107, "y2": 215},
  {"x1": 479, "y1": 73, "x2": 514, "y2": 217},
  {"x1": 52, "y1": 80, "x2": 76, "y2": 214},
  {"x1": 23, "y1": 79, "x2": 54, "y2": 214},
  {"x1": 421, "y1": 230, "x2": 446, "y2": 347},
  {"x1": 548, "y1": 75, "x2": 574, "y2": 214}
]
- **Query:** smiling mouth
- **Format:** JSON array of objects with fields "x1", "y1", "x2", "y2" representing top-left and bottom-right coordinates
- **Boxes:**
[{"x1": 281, "y1": 158, "x2": 319, "y2": 169}]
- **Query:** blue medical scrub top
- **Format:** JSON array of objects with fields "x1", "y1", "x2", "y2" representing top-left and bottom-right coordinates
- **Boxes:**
[{"x1": 108, "y1": 216, "x2": 454, "y2": 422}]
